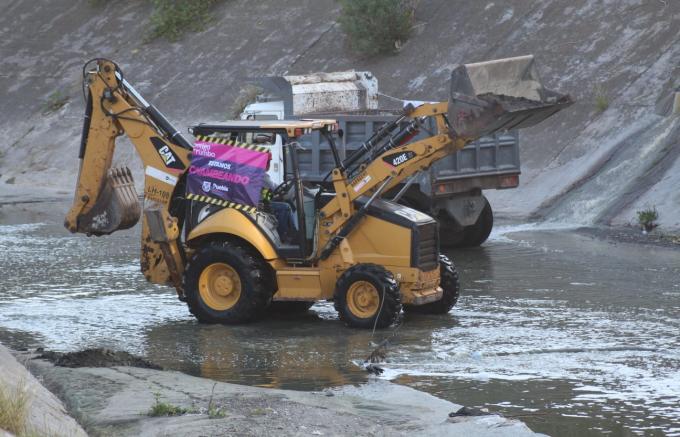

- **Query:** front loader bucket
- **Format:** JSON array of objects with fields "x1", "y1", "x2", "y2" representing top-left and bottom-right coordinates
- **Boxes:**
[
  {"x1": 448, "y1": 55, "x2": 573, "y2": 139},
  {"x1": 70, "y1": 167, "x2": 141, "y2": 236}
]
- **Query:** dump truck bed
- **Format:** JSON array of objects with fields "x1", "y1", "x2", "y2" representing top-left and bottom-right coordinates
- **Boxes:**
[{"x1": 294, "y1": 112, "x2": 520, "y2": 194}]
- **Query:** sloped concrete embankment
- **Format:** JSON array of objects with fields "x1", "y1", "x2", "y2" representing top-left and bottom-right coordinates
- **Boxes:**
[
  {"x1": 536, "y1": 112, "x2": 680, "y2": 228},
  {"x1": 16, "y1": 350, "x2": 544, "y2": 437},
  {"x1": 0, "y1": 0, "x2": 678, "y2": 227},
  {"x1": 0, "y1": 344, "x2": 87, "y2": 437}
]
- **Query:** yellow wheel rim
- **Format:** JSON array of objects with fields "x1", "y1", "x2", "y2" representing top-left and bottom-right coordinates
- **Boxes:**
[
  {"x1": 346, "y1": 280, "x2": 380, "y2": 319},
  {"x1": 198, "y1": 263, "x2": 242, "y2": 311}
]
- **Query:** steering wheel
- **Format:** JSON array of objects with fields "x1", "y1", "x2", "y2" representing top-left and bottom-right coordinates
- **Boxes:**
[{"x1": 272, "y1": 179, "x2": 294, "y2": 199}]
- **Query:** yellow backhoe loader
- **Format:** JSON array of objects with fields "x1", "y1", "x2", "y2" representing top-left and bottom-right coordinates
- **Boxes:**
[{"x1": 65, "y1": 57, "x2": 571, "y2": 329}]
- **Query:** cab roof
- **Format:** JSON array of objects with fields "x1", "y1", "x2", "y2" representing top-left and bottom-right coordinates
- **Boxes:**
[{"x1": 191, "y1": 119, "x2": 338, "y2": 137}]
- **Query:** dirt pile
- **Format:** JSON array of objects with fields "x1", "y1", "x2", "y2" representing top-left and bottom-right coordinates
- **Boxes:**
[{"x1": 38, "y1": 348, "x2": 161, "y2": 369}]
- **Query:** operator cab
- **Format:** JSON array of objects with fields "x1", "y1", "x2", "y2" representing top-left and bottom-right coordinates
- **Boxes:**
[{"x1": 188, "y1": 119, "x2": 340, "y2": 263}]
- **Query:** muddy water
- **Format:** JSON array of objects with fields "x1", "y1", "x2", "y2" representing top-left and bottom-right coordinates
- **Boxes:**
[{"x1": 1, "y1": 202, "x2": 679, "y2": 436}]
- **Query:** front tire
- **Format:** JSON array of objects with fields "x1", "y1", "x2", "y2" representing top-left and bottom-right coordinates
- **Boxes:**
[
  {"x1": 334, "y1": 264, "x2": 401, "y2": 329},
  {"x1": 184, "y1": 241, "x2": 273, "y2": 324},
  {"x1": 404, "y1": 255, "x2": 460, "y2": 314}
]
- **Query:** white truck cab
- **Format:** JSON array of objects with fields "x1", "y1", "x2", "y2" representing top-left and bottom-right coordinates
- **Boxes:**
[
  {"x1": 241, "y1": 71, "x2": 377, "y2": 187},
  {"x1": 240, "y1": 101, "x2": 285, "y2": 121}
]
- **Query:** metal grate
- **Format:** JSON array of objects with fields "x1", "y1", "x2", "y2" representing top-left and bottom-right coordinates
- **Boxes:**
[{"x1": 414, "y1": 221, "x2": 439, "y2": 271}]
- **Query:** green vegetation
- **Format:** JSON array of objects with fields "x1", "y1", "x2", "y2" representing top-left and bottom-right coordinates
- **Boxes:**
[
  {"x1": 43, "y1": 90, "x2": 69, "y2": 114},
  {"x1": 207, "y1": 383, "x2": 226, "y2": 419},
  {"x1": 593, "y1": 85, "x2": 609, "y2": 113},
  {"x1": 0, "y1": 380, "x2": 31, "y2": 436},
  {"x1": 147, "y1": 392, "x2": 189, "y2": 417},
  {"x1": 147, "y1": 385, "x2": 227, "y2": 419},
  {"x1": 637, "y1": 207, "x2": 658, "y2": 232},
  {"x1": 207, "y1": 404, "x2": 226, "y2": 419},
  {"x1": 250, "y1": 407, "x2": 267, "y2": 416},
  {"x1": 147, "y1": 0, "x2": 223, "y2": 41},
  {"x1": 339, "y1": 0, "x2": 416, "y2": 56}
]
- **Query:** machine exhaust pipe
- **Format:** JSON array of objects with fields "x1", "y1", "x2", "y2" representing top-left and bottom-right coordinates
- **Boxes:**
[{"x1": 448, "y1": 55, "x2": 573, "y2": 139}]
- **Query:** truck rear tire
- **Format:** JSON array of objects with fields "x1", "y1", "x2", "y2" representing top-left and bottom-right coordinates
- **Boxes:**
[
  {"x1": 184, "y1": 241, "x2": 273, "y2": 324},
  {"x1": 441, "y1": 198, "x2": 493, "y2": 248},
  {"x1": 460, "y1": 199, "x2": 493, "y2": 247},
  {"x1": 334, "y1": 264, "x2": 401, "y2": 329},
  {"x1": 404, "y1": 255, "x2": 460, "y2": 314}
]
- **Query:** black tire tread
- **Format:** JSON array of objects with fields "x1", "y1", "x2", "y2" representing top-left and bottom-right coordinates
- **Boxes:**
[
  {"x1": 183, "y1": 241, "x2": 273, "y2": 324},
  {"x1": 334, "y1": 264, "x2": 402, "y2": 329},
  {"x1": 460, "y1": 200, "x2": 493, "y2": 247},
  {"x1": 440, "y1": 197, "x2": 493, "y2": 248},
  {"x1": 404, "y1": 254, "x2": 460, "y2": 314}
]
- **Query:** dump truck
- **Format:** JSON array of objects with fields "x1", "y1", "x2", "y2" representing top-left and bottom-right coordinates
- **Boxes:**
[
  {"x1": 241, "y1": 72, "x2": 521, "y2": 247},
  {"x1": 65, "y1": 56, "x2": 571, "y2": 328}
]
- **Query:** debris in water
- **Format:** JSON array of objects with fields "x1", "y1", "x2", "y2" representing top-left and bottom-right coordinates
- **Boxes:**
[
  {"x1": 363, "y1": 363, "x2": 385, "y2": 375},
  {"x1": 366, "y1": 338, "x2": 389, "y2": 363},
  {"x1": 38, "y1": 348, "x2": 161, "y2": 369},
  {"x1": 449, "y1": 406, "x2": 491, "y2": 417}
]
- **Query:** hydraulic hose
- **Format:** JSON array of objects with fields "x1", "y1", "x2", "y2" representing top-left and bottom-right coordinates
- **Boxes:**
[
  {"x1": 343, "y1": 104, "x2": 415, "y2": 170},
  {"x1": 78, "y1": 90, "x2": 93, "y2": 159}
]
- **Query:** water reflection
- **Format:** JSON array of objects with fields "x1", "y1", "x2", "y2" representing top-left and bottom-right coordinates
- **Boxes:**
[{"x1": 144, "y1": 314, "x2": 378, "y2": 390}]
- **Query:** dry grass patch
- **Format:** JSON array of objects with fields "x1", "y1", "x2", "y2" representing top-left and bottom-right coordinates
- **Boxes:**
[{"x1": 0, "y1": 379, "x2": 31, "y2": 436}]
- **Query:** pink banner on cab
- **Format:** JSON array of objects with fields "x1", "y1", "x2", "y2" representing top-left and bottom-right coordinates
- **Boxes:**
[{"x1": 187, "y1": 139, "x2": 270, "y2": 208}]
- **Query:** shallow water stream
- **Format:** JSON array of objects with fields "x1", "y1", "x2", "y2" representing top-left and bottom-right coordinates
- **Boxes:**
[{"x1": 1, "y1": 201, "x2": 679, "y2": 436}]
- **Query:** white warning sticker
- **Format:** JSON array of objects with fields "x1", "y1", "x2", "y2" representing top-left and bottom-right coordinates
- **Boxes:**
[
  {"x1": 352, "y1": 174, "x2": 372, "y2": 193},
  {"x1": 145, "y1": 166, "x2": 178, "y2": 186}
]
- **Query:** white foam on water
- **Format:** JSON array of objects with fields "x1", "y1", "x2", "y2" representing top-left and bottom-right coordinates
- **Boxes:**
[
  {"x1": 0, "y1": 293, "x2": 189, "y2": 354},
  {"x1": 377, "y1": 297, "x2": 680, "y2": 430},
  {"x1": 0, "y1": 223, "x2": 46, "y2": 233},
  {"x1": 74, "y1": 260, "x2": 140, "y2": 273},
  {"x1": 488, "y1": 222, "x2": 580, "y2": 243}
]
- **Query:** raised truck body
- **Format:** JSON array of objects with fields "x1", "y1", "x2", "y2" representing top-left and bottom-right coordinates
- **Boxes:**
[{"x1": 241, "y1": 70, "x2": 521, "y2": 246}]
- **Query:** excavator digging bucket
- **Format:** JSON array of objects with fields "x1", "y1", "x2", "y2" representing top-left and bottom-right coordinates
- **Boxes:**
[
  {"x1": 73, "y1": 167, "x2": 141, "y2": 236},
  {"x1": 448, "y1": 55, "x2": 573, "y2": 139}
]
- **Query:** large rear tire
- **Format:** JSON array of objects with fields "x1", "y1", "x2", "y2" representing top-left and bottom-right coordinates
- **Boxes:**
[
  {"x1": 460, "y1": 199, "x2": 493, "y2": 247},
  {"x1": 440, "y1": 198, "x2": 493, "y2": 248},
  {"x1": 334, "y1": 264, "x2": 401, "y2": 329},
  {"x1": 184, "y1": 241, "x2": 273, "y2": 324},
  {"x1": 404, "y1": 255, "x2": 460, "y2": 314}
]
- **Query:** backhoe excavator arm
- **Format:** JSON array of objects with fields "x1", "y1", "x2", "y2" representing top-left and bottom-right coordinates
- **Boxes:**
[
  {"x1": 317, "y1": 103, "x2": 463, "y2": 244},
  {"x1": 65, "y1": 59, "x2": 192, "y2": 290},
  {"x1": 316, "y1": 55, "x2": 573, "y2": 260}
]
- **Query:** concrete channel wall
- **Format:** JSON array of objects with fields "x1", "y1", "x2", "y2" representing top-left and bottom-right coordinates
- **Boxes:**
[
  {"x1": 0, "y1": 0, "x2": 678, "y2": 228},
  {"x1": 0, "y1": 344, "x2": 87, "y2": 437}
]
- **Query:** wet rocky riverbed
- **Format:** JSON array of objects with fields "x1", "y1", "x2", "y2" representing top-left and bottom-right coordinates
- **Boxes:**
[{"x1": 1, "y1": 201, "x2": 679, "y2": 436}]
